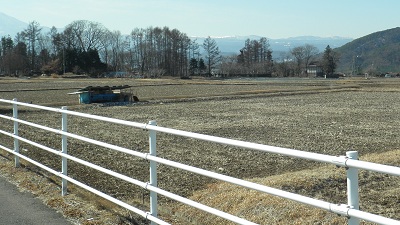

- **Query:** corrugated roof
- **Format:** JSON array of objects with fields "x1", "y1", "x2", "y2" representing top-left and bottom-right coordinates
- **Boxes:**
[{"x1": 78, "y1": 85, "x2": 131, "y2": 91}]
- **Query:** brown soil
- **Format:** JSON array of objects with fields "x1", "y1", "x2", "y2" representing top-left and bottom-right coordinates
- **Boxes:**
[{"x1": 0, "y1": 76, "x2": 399, "y2": 224}]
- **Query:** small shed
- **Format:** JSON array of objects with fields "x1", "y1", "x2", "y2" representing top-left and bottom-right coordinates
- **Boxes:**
[
  {"x1": 69, "y1": 85, "x2": 138, "y2": 104},
  {"x1": 307, "y1": 63, "x2": 323, "y2": 77}
]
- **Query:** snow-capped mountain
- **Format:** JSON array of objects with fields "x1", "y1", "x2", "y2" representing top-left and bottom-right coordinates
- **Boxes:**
[{"x1": 192, "y1": 35, "x2": 353, "y2": 56}]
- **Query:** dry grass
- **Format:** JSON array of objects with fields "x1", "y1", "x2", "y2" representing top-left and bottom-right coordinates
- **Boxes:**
[
  {"x1": 0, "y1": 154, "x2": 145, "y2": 224},
  {"x1": 172, "y1": 150, "x2": 400, "y2": 224}
]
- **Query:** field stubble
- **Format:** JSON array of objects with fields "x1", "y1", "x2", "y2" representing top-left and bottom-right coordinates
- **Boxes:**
[{"x1": 0, "y1": 77, "x2": 399, "y2": 224}]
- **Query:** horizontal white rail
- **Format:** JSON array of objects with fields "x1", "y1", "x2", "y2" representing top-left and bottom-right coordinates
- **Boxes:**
[
  {"x1": 345, "y1": 159, "x2": 400, "y2": 177},
  {"x1": 0, "y1": 99, "x2": 399, "y2": 225},
  {"x1": 0, "y1": 143, "x2": 168, "y2": 225},
  {"x1": 0, "y1": 130, "x2": 255, "y2": 225},
  {"x1": 3, "y1": 100, "x2": 398, "y2": 176},
  {"x1": 1, "y1": 111, "x2": 399, "y2": 178},
  {"x1": 0, "y1": 99, "x2": 147, "y2": 129}
]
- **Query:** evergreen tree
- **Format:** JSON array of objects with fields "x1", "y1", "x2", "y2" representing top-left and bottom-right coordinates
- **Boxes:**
[
  {"x1": 198, "y1": 58, "x2": 206, "y2": 74},
  {"x1": 189, "y1": 58, "x2": 198, "y2": 75},
  {"x1": 321, "y1": 45, "x2": 340, "y2": 76},
  {"x1": 1, "y1": 36, "x2": 14, "y2": 56}
]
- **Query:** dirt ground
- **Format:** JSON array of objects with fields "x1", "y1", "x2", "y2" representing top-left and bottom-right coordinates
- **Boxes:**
[{"x1": 0, "y1": 76, "x2": 399, "y2": 224}]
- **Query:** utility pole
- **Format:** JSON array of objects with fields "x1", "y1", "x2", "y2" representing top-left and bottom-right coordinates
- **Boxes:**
[{"x1": 63, "y1": 47, "x2": 65, "y2": 75}]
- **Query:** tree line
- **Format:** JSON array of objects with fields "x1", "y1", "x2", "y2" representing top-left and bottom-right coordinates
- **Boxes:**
[{"x1": 0, "y1": 20, "x2": 339, "y2": 78}]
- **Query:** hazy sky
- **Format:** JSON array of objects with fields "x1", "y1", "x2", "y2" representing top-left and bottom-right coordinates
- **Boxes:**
[{"x1": 1, "y1": 0, "x2": 399, "y2": 39}]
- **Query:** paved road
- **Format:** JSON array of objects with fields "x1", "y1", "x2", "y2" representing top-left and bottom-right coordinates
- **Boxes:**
[{"x1": 0, "y1": 174, "x2": 72, "y2": 225}]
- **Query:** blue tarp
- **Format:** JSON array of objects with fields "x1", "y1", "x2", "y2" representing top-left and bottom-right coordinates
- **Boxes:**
[{"x1": 79, "y1": 92, "x2": 118, "y2": 104}]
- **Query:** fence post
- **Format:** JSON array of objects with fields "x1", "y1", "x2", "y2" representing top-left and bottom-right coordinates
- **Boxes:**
[
  {"x1": 61, "y1": 106, "x2": 68, "y2": 196},
  {"x1": 148, "y1": 120, "x2": 158, "y2": 225},
  {"x1": 346, "y1": 151, "x2": 359, "y2": 225},
  {"x1": 12, "y1": 98, "x2": 19, "y2": 167}
]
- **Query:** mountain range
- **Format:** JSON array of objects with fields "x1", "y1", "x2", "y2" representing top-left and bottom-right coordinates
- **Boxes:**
[
  {"x1": 193, "y1": 36, "x2": 352, "y2": 58},
  {"x1": 0, "y1": 11, "x2": 352, "y2": 58}
]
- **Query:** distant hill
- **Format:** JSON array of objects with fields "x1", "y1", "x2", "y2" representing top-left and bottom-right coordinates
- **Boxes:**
[
  {"x1": 335, "y1": 27, "x2": 400, "y2": 74},
  {"x1": 0, "y1": 12, "x2": 56, "y2": 38},
  {"x1": 0, "y1": 12, "x2": 28, "y2": 37}
]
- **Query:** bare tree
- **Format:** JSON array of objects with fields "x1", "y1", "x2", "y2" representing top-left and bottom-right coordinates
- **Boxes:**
[
  {"x1": 109, "y1": 30, "x2": 128, "y2": 72},
  {"x1": 220, "y1": 55, "x2": 242, "y2": 77},
  {"x1": 128, "y1": 26, "x2": 191, "y2": 77},
  {"x1": 290, "y1": 46, "x2": 305, "y2": 75},
  {"x1": 97, "y1": 29, "x2": 112, "y2": 67},
  {"x1": 238, "y1": 37, "x2": 272, "y2": 76},
  {"x1": 275, "y1": 51, "x2": 296, "y2": 77},
  {"x1": 291, "y1": 44, "x2": 319, "y2": 76},
  {"x1": 22, "y1": 21, "x2": 42, "y2": 71},
  {"x1": 303, "y1": 44, "x2": 319, "y2": 75},
  {"x1": 189, "y1": 39, "x2": 200, "y2": 61},
  {"x1": 202, "y1": 36, "x2": 221, "y2": 76},
  {"x1": 130, "y1": 28, "x2": 146, "y2": 75},
  {"x1": 64, "y1": 20, "x2": 107, "y2": 52}
]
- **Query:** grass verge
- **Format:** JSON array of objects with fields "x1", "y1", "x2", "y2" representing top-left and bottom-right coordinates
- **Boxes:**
[
  {"x1": 169, "y1": 150, "x2": 400, "y2": 224},
  {"x1": 0, "y1": 151, "x2": 146, "y2": 225}
]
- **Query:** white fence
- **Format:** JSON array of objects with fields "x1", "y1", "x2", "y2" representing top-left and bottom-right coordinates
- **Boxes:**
[{"x1": 0, "y1": 98, "x2": 399, "y2": 225}]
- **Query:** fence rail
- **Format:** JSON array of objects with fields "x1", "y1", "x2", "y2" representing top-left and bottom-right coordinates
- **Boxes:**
[{"x1": 0, "y1": 98, "x2": 399, "y2": 225}]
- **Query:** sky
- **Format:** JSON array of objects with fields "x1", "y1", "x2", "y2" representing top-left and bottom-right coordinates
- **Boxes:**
[{"x1": 1, "y1": 0, "x2": 399, "y2": 39}]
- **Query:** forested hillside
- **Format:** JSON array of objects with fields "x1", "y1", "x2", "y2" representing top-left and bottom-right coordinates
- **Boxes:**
[{"x1": 336, "y1": 27, "x2": 400, "y2": 75}]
